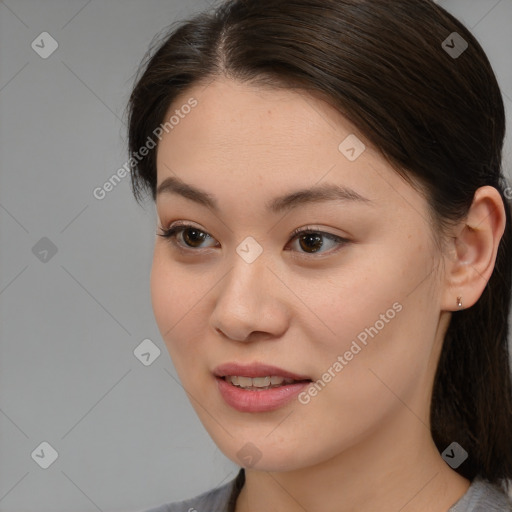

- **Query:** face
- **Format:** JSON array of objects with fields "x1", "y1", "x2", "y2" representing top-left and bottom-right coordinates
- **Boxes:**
[{"x1": 151, "y1": 77, "x2": 449, "y2": 471}]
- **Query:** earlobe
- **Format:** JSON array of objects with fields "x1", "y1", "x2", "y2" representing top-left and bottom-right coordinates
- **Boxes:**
[{"x1": 441, "y1": 186, "x2": 506, "y2": 311}]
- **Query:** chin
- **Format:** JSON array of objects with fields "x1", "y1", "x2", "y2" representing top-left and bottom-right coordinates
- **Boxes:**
[{"x1": 205, "y1": 432, "x2": 326, "y2": 473}]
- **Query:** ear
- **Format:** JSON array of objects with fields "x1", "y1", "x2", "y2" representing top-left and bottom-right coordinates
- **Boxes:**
[{"x1": 441, "y1": 186, "x2": 507, "y2": 311}]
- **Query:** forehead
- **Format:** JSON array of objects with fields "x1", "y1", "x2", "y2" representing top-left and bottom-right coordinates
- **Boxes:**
[
  {"x1": 158, "y1": 77, "x2": 354, "y2": 164},
  {"x1": 154, "y1": 78, "x2": 421, "y2": 217}
]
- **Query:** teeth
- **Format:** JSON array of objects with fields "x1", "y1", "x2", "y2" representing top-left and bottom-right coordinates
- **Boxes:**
[{"x1": 226, "y1": 375, "x2": 297, "y2": 389}]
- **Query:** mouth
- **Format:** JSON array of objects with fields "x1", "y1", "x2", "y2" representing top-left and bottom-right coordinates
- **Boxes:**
[
  {"x1": 220, "y1": 375, "x2": 312, "y2": 390},
  {"x1": 213, "y1": 364, "x2": 314, "y2": 412},
  {"x1": 213, "y1": 362, "x2": 313, "y2": 391}
]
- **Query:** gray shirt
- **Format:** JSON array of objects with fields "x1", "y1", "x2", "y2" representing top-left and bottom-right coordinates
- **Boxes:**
[{"x1": 143, "y1": 469, "x2": 512, "y2": 512}]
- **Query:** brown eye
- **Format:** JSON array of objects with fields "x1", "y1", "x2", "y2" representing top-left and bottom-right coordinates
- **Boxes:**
[
  {"x1": 180, "y1": 227, "x2": 209, "y2": 248},
  {"x1": 158, "y1": 224, "x2": 217, "y2": 250},
  {"x1": 297, "y1": 233, "x2": 324, "y2": 253},
  {"x1": 288, "y1": 228, "x2": 348, "y2": 256},
  {"x1": 158, "y1": 223, "x2": 349, "y2": 257}
]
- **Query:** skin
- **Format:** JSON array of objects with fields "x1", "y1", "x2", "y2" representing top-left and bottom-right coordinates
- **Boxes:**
[{"x1": 150, "y1": 77, "x2": 506, "y2": 512}]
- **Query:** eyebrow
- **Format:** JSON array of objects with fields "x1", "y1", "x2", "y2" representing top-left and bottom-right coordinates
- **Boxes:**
[{"x1": 156, "y1": 175, "x2": 372, "y2": 214}]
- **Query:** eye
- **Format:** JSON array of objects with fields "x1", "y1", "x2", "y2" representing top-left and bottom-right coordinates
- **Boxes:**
[
  {"x1": 157, "y1": 222, "x2": 349, "y2": 256},
  {"x1": 287, "y1": 226, "x2": 349, "y2": 255},
  {"x1": 157, "y1": 222, "x2": 218, "y2": 251}
]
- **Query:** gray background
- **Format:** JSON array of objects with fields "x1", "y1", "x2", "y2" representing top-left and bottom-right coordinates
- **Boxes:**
[{"x1": 0, "y1": 1, "x2": 511, "y2": 511}]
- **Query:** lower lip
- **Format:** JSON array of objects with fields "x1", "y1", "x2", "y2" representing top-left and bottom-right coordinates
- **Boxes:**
[{"x1": 215, "y1": 376, "x2": 311, "y2": 412}]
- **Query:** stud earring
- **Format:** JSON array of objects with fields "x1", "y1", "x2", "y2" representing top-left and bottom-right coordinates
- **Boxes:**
[{"x1": 456, "y1": 296, "x2": 463, "y2": 309}]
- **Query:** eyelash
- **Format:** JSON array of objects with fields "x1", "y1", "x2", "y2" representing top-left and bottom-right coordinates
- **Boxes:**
[{"x1": 157, "y1": 222, "x2": 349, "y2": 257}]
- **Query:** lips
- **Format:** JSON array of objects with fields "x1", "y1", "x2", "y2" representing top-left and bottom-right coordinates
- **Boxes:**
[
  {"x1": 213, "y1": 363, "x2": 312, "y2": 412},
  {"x1": 213, "y1": 362, "x2": 312, "y2": 381}
]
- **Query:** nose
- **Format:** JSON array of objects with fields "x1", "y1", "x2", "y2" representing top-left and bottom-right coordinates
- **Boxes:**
[{"x1": 209, "y1": 252, "x2": 289, "y2": 343}]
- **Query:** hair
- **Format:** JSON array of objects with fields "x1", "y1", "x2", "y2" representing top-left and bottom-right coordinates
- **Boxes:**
[{"x1": 127, "y1": 0, "x2": 512, "y2": 492}]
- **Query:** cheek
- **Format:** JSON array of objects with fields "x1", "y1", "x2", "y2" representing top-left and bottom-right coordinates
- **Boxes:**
[
  {"x1": 310, "y1": 242, "x2": 439, "y2": 367},
  {"x1": 149, "y1": 247, "x2": 211, "y2": 367},
  {"x1": 326, "y1": 252, "x2": 441, "y2": 395},
  {"x1": 150, "y1": 249, "x2": 174, "y2": 335},
  {"x1": 150, "y1": 249, "x2": 191, "y2": 358},
  {"x1": 303, "y1": 259, "x2": 403, "y2": 350}
]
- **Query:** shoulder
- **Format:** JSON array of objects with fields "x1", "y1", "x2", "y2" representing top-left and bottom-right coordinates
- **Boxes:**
[
  {"x1": 141, "y1": 470, "x2": 244, "y2": 512},
  {"x1": 448, "y1": 477, "x2": 512, "y2": 512}
]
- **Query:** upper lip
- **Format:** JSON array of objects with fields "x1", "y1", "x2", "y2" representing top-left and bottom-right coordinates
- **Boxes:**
[{"x1": 213, "y1": 362, "x2": 311, "y2": 381}]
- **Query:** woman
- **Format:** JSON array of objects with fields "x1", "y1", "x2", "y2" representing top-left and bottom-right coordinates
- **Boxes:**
[{"x1": 128, "y1": 0, "x2": 512, "y2": 510}]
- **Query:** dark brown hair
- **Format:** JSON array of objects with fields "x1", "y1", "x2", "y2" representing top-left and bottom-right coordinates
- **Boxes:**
[{"x1": 127, "y1": 0, "x2": 512, "y2": 492}]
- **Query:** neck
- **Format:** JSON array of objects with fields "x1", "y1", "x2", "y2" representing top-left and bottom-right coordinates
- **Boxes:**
[{"x1": 235, "y1": 411, "x2": 470, "y2": 512}]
